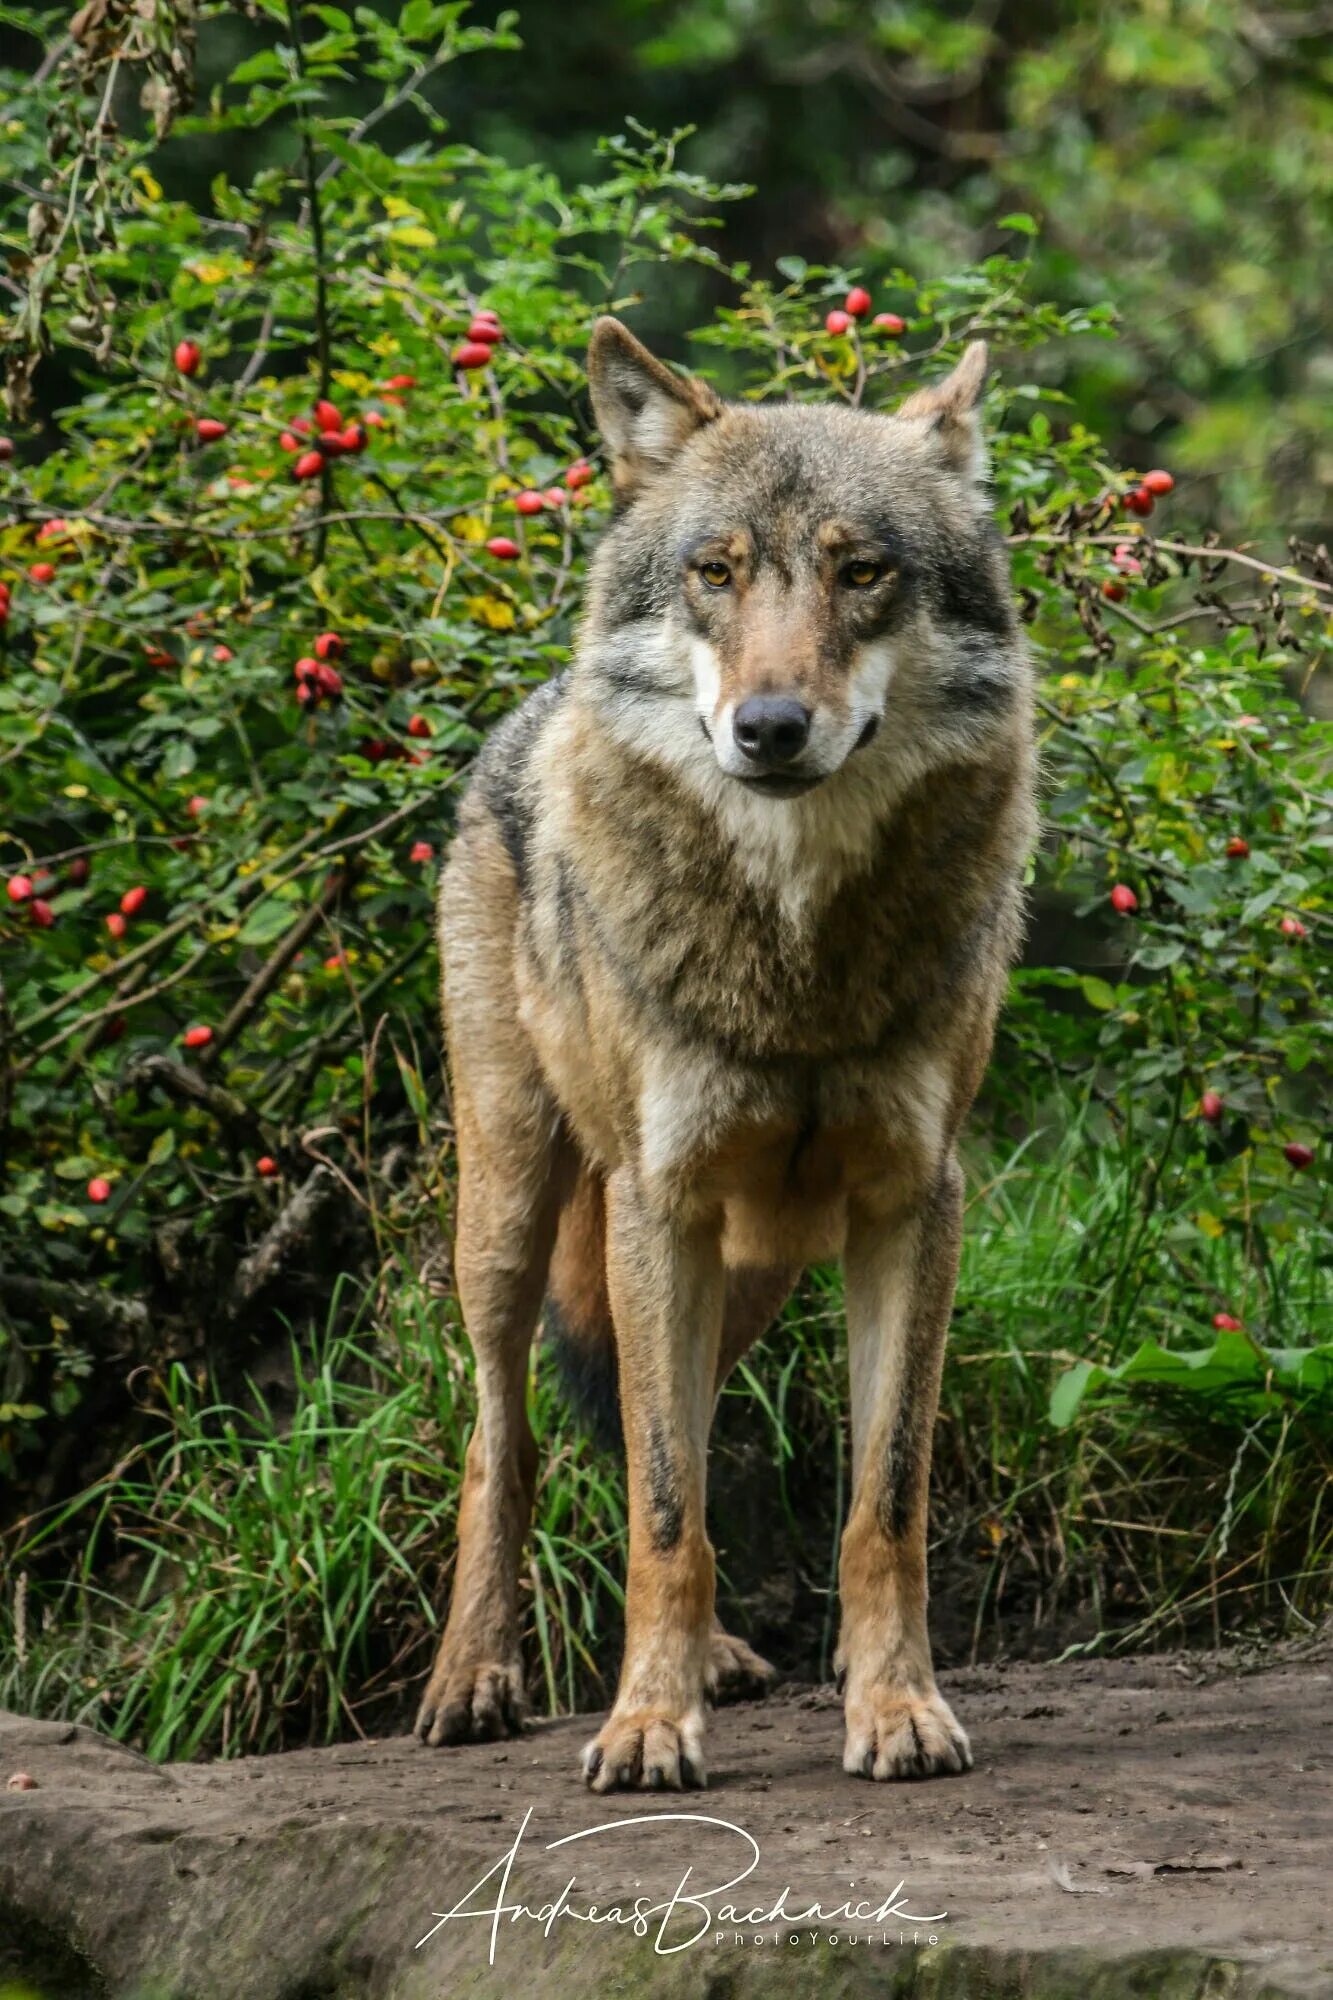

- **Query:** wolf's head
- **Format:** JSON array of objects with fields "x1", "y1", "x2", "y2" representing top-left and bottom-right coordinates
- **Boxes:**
[{"x1": 580, "y1": 317, "x2": 1026, "y2": 812}]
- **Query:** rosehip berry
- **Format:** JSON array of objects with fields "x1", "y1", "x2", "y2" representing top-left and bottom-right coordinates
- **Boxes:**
[
  {"x1": 105, "y1": 911, "x2": 126, "y2": 939},
  {"x1": 453, "y1": 342, "x2": 493, "y2": 369},
  {"x1": 29, "y1": 898, "x2": 54, "y2": 928},
  {"x1": 1101, "y1": 579, "x2": 1126, "y2": 601},
  {"x1": 1279, "y1": 914, "x2": 1307, "y2": 939},
  {"x1": 1283, "y1": 1142, "x2": 1315, "y2": 1171},
  {"x1": 314, "y1": 632, "x2": 343, "y2": 661},
  {"x1": 314, "y1": 399, "x2": 342, "y2": 433},
  {"x1": 1225, "y1": 836, "x2": 1250, "y2": 859},
  {"x1": 294, "y1": 451, "x2": 324, "y2": 481},
  {"x1": 363, "y1": 410, "x2": 387, "y2": 428},
  {"x1": 314, "y1": 663, "x2": 342, "y2": 697},
  {"x1": 324, "y1": 954, "x2": 343, "y2": 973},
  {"x1": 565, "y1": 461, "x2": 593, "y2": 490},
  {"x1": 872, "y1": 312, "x2": 905, "y2": 334},
  {"x1": 195, "y1": 418, "x2": 228, "y2": 442},
  {"x1": 6, "y1": 874, "x2": 33, "y2": 904},
  {"x1": 120, "y1": 885, "x2": 147, "y2": 917},
  {"x1": 514, "y1": 489, "x2": 545, "y2": 515},
  {"x1": 407, "y1": 714, "x2": 432, "y2": 739},
  {"x1": 1212, "y1": 1313, "x2": 1243, "y2": 1332},
  {"x1": 67, "y1": 856, "x2": 90, "y2": 886},
  {"x1": 174, "y1": 340, "x2": 201, "y2": 376},
  {"x1": 296, "y1": 680, "x2": 316, "y2": 706},
  {"x1": 28, "y1": 562, "x2": 55, "y2": 583},
  {"x1": 280, "y1": 431, "x2": 301, "y2": 453},
  {"x1": 182, "y1": 1024, "x2": 213, "y2": 1050},
  {"x1": 384, "y1": 373, "x2": 417, "y2": 390},
  {"x1": 256, "y1": 1156, "x2": 279, "y2": 1178},
  {"x1": 0, "y1": 437, "x2": 13, "y2": 460},
  {"x1": 543, "y1": 487, "x2": 566, "y2": 508},
  {"x1": 87, "y1": 1177, "x2": 112, "y2": 1203},
  {"x1": 37, "y1": 520, "x2": 68, "y2": 543},
  {"x1": 339, "y1": 423, "x2": 367, "y2": 454},
  {"x1": 486, "y1": 536, "x2": 520, "y2": 560},
  {"x1": 1124, "y1": 487, "x2": 1154, "y2": 517},
  {"x1": 144, "y1": 644, "x2": 173, "y2": 669},
  {"x1": 1200, "y1": 1091, "x2": 1224, "y2": 1124},
  {"x1": 468, "y1": 320, "x2": 502, "y2": 344},
  {"x1": 1142, "y1": 469, "x2": 1174, "y2": 496},
  {"x1": 824, "y1": 309, "x2": 852, "y2": 336},
  {"x1": 410, "y1": 840, "x2": 434, "y2": 863},
  {"x1": 1109, "y1": 884, "x2": 1138, "y2": 913},
  {"x1": 187, "y1": 796, "x2": 208, "y2": 817},
  {"x1": 844, "y1": 286, "x2": 872, "y2": 317}
]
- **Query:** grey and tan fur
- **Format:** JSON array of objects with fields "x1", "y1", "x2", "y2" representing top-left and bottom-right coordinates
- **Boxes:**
[{"x1": 414, "y1": 318, "x2": 1037, "y2": 1790}]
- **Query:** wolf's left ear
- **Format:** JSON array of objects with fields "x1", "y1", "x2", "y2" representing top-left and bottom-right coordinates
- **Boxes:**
[
  {"x1": 587, "y1": 317, "x2": 722, "y2": 500},
  {"x1": 896, "y1": 340, "x2": 990, "y2": 483}
]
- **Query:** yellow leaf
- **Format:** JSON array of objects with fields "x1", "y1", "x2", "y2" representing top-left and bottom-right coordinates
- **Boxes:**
[
  {"x1": 389, "y1": 225, "x2": 437, "y2": 249},
  {"x1": 63, "y1": 784, "x2": 89, "y2": 798},
  {"x1": 383, "y1": 196, "x2": 421, "y2": 221},
  {"x1": 454, "y1": 514, "x2": 486, "y2": 544},
  {"x1": 185, "y1": 260, "x2": 230, "y2": 285},
  {"x1": 466, "y1": 594, "x2": 516, "y2": 631},
  {"x1": 1194, "y1": 1211, "x2": 1225, "y2": 1240},
  {"x1": 132, "y1": 165, "x2": 163, "y2": 202}
]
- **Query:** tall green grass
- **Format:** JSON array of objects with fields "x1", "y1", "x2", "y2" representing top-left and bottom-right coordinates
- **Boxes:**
[{"x1": 4, "y1": 1092, "x2": 1329, "y2": 1759}]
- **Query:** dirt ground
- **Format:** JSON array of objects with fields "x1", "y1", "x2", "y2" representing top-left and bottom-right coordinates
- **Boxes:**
[{"x1": 1, "y1": 1643, "x2": 1329, "y2": 2000}]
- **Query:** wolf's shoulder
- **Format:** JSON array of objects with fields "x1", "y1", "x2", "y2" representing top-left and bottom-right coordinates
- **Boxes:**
[{"x1": 464, "y1": 671, "x2": 568, "y2": 884}]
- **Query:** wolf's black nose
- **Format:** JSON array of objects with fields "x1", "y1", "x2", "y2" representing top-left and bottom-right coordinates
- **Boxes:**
[{"x1": 733, "y1": 696, "x2": 812, "y2": 765}]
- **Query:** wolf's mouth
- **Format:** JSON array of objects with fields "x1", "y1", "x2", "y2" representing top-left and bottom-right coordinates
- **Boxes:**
[{"x1": 734, "y1": 771, "x2": 824, "y2": 800}]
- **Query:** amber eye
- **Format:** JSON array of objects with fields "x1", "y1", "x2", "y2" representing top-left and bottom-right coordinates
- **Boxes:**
[
  {"x1": 842, "y1": 560, "x2": 884, "y2": 589},
  {"x1": 699, "y1": 560, "x2": 732, "y2": 589}
]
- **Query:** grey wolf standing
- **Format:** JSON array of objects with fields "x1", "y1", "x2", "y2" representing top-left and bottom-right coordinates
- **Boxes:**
[{"x1": 415, "y1": 317, "x2": 1036, "y2": 1790}]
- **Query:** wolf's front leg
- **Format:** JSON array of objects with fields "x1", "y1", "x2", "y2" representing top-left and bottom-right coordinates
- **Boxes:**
[
  {"x1": 583, "y1": 1170, "x2": 724, "y2": 1792},
  {"x1": 836, "y1": 1155, "x2": 972, "y2": 1781}
]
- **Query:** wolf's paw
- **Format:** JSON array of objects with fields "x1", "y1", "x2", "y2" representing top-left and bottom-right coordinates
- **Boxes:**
[
  {"x1": 842, "y1": 1685, "x2": 971, "y2": 1782},
  {"x1": 415, "y1": 1654, "x2": 527, "y2": 1748},
  {"x1": 706, "y1": 1626, "x2": 777, "y2": 1705},
  {"x1": 582, "y1": 1708, "x2": 707, "y2": 1792}
]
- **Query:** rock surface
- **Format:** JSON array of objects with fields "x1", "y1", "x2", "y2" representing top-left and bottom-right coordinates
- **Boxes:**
[{"x1": 1, "y1": 1647, "x2": 1328, "y2": 1998}]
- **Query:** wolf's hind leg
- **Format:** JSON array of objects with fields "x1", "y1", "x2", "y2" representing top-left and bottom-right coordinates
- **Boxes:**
[{"x1": 835, "y1": 1156, "x2": 972, "y2": 1782}]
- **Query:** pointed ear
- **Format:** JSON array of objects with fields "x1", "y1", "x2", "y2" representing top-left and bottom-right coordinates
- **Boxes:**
[
  {"x1": 895, "y1": 340, "x2": 990, "y2": 482},
  {"x1": 587, "y1": 317, "x2": 722, "y2": 500}
]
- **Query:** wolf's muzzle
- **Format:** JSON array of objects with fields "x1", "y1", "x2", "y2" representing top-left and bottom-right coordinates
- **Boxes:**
[{"x1": 733, "y1": 695, "x2": 812, "y2": 767}]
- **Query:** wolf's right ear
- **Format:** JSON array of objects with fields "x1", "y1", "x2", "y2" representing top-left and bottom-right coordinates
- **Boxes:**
[{"x1": 587, "y1": 317, "x2": 721, "y2": 501}]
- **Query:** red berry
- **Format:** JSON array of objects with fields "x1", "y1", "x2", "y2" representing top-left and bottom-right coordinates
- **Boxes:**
[
  {"x1": 294, "y1": 451, "x2": 324, "y2": 481},
  {"x1": 29, "y1": 898, "x2": 54, "y2": 928},
  {"x1": 144, "y1": 644, "x2": 173, "y2": 669},
  {"x1": 314, "y1": 663, "x2": 342, "y2": 697},
  {"x1": 1283, "y1": 1142, "x2": 1315, "y2": 1171},
  {"x1": 68, "y1": 856, "x2": 90, "y2": 886},
  {"x1": 339, "y1": 423, "x2": 367, "y2": 454},
  {"x1": 1212, "y1": 1312, "x2": 1243, "y2": 1332},
  {"x1": 174, "y1": 339, "x2": 201, "y2": 376},
  {"x1": 1101, "y1": 579, "x2": 1126, "y2": 602},
  {"x1": 289, "y1": 417, "x2": 312, "y2": 436},
  {"x1": 844, "y1": 286, "x2": 872, "y2": 318},
  {"x1": 407, "y1": 714, "x2": 432, "y2": 739},
  {"x1": 384, "y1": 372, "x2": 417, "y2": 389},
  {"x1": 105, "y1": 911, "x2": 126, "y2": 938},
  {"x1": 410, "y1": 840, "x2": 434, "y2": 863},
  {"x1": 871, "y1": 312, "x2": 906, "y2": 334},
  {"x1": 543, "y1": 487, "x2": 566, "y2": 508},
  {"x1": 486, "y1": 536, "x2": 520, "y2": 560},
  {"x1": 256, "y1": 1156, "x2": 279, "y2": 1178},
  {"x1": 0, "y1": 437, "x2": 13, "y2": 460},
  {"x1": 28, "y1": 562, "x2": 55, "y2": 583},
  {"x1": 1200, "y1": 1091, "x2": 1224, "y2": 1125},
  {"x1": 187, "y1": 796, "x2": 208, "y2": 817},
  {"x1": 1225, "y1": 836, "x2": 1250, "y2": 859},
  {"x1": 1112, "y1": 546, "x2": 1143, "y2": 575},
  {"x1": 314, "y1": 631, "x2": 343, "y2": 661},
  {"x1": 195, "y1": 417, "x2": 228, "y2": 442},
  {"x1": 474, "y1": 307, "x2": 501, "y2": 323},
  {"x1": 6, "y1": 874, "x2": 33, "y2": 904},
  {"x1": 314, "y1": 399, "x2": 342, "y2": 433},
  {"x1": 514, "y1": 489, "x2": 545, "y2": 515},
  {"x1": 182, "y1": 1024, "x2": 213, "y2": 1050},
  {"x1": 1142, "y1": 469, "x2": 1174, "y2": 496},
  {"x1": 467, "y1": 319, "x2": 502, "y2": 344},
  {"x1": 1279, "y1": 914, "x2": 1307, "y2": 939},
  {"x1": 37, "y1": 519, "x2": 68, "y2": 544},
  {"x1": 1109, "y1": 884, "x2": 1138, "y2": 914},
  {"x1": 1123, "y1": 487, "x2": 1154, "y2": 517},
  {"x1": 564, "y1": 461, "x2": 594, "y2": 491},
  {"x1": 120, "y1": 885, "x2": 147, "y2": 917},
  {"x1": 87, "y1": 1177, "x2": 112, "y2": 1203},
  {"x1": 364, "y1": 409, "x2": 387, "y2": 428},
  {"x1": 279, "y1": 430, "x2": 300, "y2": 453},
  {"x1": 296, "y1": 681, "x2": 316, "y2": 706},
  {"x1": 453, "y1": 342, "x2": 493, "y2": 370},
  {"x1": 324, "y1": 954, "x2": 343, "y2": 973},
  {"x1": 824, "y1": 309, "x2": 852, "y2": 336}
]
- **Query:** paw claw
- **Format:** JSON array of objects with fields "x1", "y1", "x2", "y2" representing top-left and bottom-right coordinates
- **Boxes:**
[
  {"x1": 415, "y1": 1656, "x2": 527, "y2": 1748},
  {"x1": 706, "y1": 1627, "x2": 777, "y2": 1706},
  {"x1": 582, "y1": 1710, "x2": 706, "y2": 1792},
  {"x1": 842, "y1": 1686, "x2": 971, "y2": 1783}
]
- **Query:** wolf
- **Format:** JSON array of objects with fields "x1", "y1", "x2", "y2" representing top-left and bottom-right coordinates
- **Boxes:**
[{"x1": 414, "y1": 317, "x2": 1036, "y2": 1791}]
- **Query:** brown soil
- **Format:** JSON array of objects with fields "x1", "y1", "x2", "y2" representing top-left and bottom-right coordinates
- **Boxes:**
[{"x1": 1, "y1": 1643, "x2": 1329, "y2": 2000}]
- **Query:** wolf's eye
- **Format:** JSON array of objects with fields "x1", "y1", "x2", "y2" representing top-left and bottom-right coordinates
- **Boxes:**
[
  {"x1": 842, "y1": 560, "x2": 884, "y2": 589},
  {"x1": 699, "y1": 560, "x2": 732, "y2": 589}
]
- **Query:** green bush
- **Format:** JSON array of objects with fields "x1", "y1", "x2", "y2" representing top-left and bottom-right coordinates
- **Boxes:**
[{"x1": 1, "y1": 4, "x2": 1330, "y2": 1742}]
